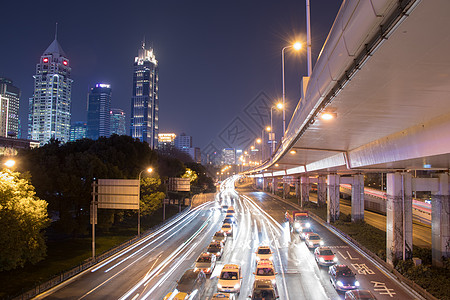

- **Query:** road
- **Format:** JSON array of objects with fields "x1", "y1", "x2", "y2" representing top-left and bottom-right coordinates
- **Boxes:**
[{"x1": 35, "y1": 177, "x2": 424, "y2": 299}]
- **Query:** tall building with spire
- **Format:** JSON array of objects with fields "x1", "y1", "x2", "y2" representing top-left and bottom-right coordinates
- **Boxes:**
[
  {"x1": 0, "y1": 78, "x2": 20, "y2": 138},
  {"x1": 28, "y1": 29, "x2": 73, "y2": 144},
  {"x1": 130, "y1": 41, "x2": 159, "y2": 148}
]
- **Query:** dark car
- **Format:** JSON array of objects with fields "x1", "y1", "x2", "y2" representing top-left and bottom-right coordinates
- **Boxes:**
[
  {"x1": 329, "y1": 265, "x2": 360, "y2": 292},
  {"x1": 207, "y1": 241, "x2": 224, "y2": 258},
  {"x1": 175, "y1": 268, "x2": 206, "y2": 299},
  {"x1": 345, "y1": 290, "x2": 377, "y2": 299},
  {"x1": 250, "y1": 279, "x2": 279, "y2": 299},
  {"x1": 213, "y1": 231, "x2": 227, "y2": 244}
]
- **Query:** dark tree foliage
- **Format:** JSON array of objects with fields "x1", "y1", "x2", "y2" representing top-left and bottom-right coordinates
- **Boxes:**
[
  {"x1": 18, "y1": 135, "x2": 157, "y2": 236},
  {"x1": 185, "y1": 162, "x2": 216, "y2": 193}
]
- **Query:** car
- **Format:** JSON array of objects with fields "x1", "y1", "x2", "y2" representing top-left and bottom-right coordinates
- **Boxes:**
[
  {"x1": 194, "y1": 252, "x2": 216, "y2": 275},
  {"x1": 314, "y1": 246, "x2": 338, "y2": 266},
  {"x1": 226, "y1": 206, "x2": 235, "y2": 214},
  {"x1": 345, "y1": 290, "x2": 377, "y2": 299},
  {"x1": 329, "y1": 264, "x2": 360, "y2": 292},
  {"x1": 254, "y1": 260, "x2": 277, "y2": 285},
  {"x1": 249, "y1": 279, "x2": 279, "y2": 299},
  {"x1": 305, "y1": 233, "x2": 324, "y2": 249},
  {"x1": 221, "y1": 205, "x2": 229, "y2": 212},
  {"x1": 300, "y1": 229, "x2": 314, "y2": 240},
  {"x1": 213, "y1": 231, "x2": 227, "y2": 244},
  {"x1": 225, "y1": 213, "x2": 236, "y2": 223},
  {"x1": 255, "y1": 246, "x2": 273, "y2": 262},
  {"x1": 217, "y1": 264, "x2": 242, "y2": 294},
  {"x1": 173, "y1": 268, "x2": 206, "y2": 299},
  {"x1": 221, "y1": 223, "x2": 233, "y2": 236},
  {"x1": 207, "y1": 241, "x2": 224, "y2": 258},
  {"x1": 163, "y1": 292, "x2": 188, "y2": 300},
  {"x1": 211, "y1": 292, "x2": 236, "y2": 300},
  {"x1": 223, "y1": 217, "x2": 233, "y2": 225}
]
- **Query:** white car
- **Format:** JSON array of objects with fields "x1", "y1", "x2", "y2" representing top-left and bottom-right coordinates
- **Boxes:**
[
  {"x1": 253, "y1": 260, "x2": 277, "y2": 286},
  {"x1": 255, "y1": 246, "x2": 273, "y2": 262},
  {"x1": 217, "y1": 264, "x2": 242, "y2": 294},
  {"x1": 305, "y1": 233, "x2": 324, "y2": 249}
]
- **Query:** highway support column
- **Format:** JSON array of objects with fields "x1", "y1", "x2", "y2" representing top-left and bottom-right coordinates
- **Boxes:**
[
  {"x1": 351, "y1": 174, "x2": 364, "y2": 222},
  {"x1": 386, "y1": 172, "x2": 413, "y2": 265},
  {"x1": 300, "y1": 176, "x2": 310, "y2": 208},
  {"x1": 431, "y1": 172, "x2": 450, "y2": 266},
  {"x1": 317, "y1": 175, "x2": 327, "y2": 207},
  {"x1": 272, "y1": 177, "x2": 279, "y2": 195},
  {"x1": 262, "y1": 177, "x2": 269, "y2": 192},
  {"x1": 327, "y1": 174, "x2": 340, "y2": 223}
]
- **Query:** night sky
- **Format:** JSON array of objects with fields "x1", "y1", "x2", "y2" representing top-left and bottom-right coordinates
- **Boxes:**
[{"x1": 1, "y1": 0, "x2": 342, "y2": 149}]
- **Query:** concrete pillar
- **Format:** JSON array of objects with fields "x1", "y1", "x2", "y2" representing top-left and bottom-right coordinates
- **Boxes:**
[
  {"x1": 282, "y1": 177, "x2": 287, "y2": 199},
  {"x1": 386, "y1": 173, "x2": 413, "y2": 265},
  {"x1": 327, "y1": 174, "x2": 340, "y2": 223},
  {"x1": 300, "y1": 176, "x2": 310, "y2": 208},
  {"x1": 272, "y1": 177, "x2": 279, "y2": 194},
  {"x1": 262, "y1": 178, "x2": 269, "y2": 191},
  {"x1": 351, "y1": 174, "x2": 364, "y2": 222},
  {"x1": 317, "y1": 176, "x2": 327, "y2": 207},
  {"x1": 431, "y1": 173, "x2": 450, "y2": 266}
]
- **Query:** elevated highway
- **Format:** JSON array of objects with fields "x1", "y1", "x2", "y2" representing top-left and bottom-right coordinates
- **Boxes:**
[{"x1": 243, "y1": 0, "x2": 450, "y2": 266}]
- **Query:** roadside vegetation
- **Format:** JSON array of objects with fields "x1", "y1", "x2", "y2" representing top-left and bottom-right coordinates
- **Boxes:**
[{"x1": 0, "y1": 135, "x2": 216, "y2": 299}]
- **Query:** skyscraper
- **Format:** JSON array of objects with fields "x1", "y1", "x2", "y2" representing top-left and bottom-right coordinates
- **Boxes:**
[
  {"x1": 175, "y1": 133, "x2": 192, "y2": 154},
  {"x1": 110, "y1": 108, "x2": 126, "y2": 136},
  {"x1": 87, "y1": 84, "x2": 111, "y2": 140},
  {"x1": 130, "y1": 42, "x2": 159, "y2": 148},
  {"x1": 29, "y1": 33, "x2": 73, "y2": 144},
  {"x1": 0, "y1": 78, "x2": 20, "y2": 138},
  {"x1": 69, "y1": 121, "x2": 87, "y2": 141}
]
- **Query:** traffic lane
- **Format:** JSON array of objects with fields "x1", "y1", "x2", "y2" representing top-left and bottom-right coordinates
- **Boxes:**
[
  {"x1": 242, "y1": 193, "x2": 335, "y2": 300},
  {"x1": 241, "y1": 191, "x2": 417, "y2": 300},
  {"x1": 45, "y1": 203, "x2": 218, "y2": 300},
  {"x1": 340, "y1": 203, "x2": 431, "y2": 248}
]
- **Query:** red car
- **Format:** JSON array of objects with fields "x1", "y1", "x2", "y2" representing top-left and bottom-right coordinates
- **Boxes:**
[{"x1": 314, "y1": 246, "x2": 338, "y2": 266}]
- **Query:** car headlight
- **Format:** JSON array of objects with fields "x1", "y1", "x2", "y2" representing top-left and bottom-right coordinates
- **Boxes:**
[
  {"x1": 217, "y1": 283, "x2": 222, "y2": 289},
  {"x1": 294, "y1": 223, "x2": 300, "y2": 229},
  {"x1": 216, "y1": 252, "x2": 220, "y2": 255},
  {"x1": 337, "y1": 281, "x2": 343, "y2": 287},
  {"x1": 333, "y1": 257, "x2": 338, "y2": 262},
  {"x1": 320, "y1": 241, "x2": 324, "y2": 245},
  {"x1": 234, "y1": 283, "x2": 240, "y2": 289},
  {"x1": 309, "y1": 242, "x2": 314, "y2": 246},
  {"x1": 256, "y1": 256, "x2": 260, "y2": 261},
  {"x1": 319, "y1": 257, "x2": 325, "y2": 263},
  {"x1": 194, "y1": 267, "x2": 198, "y2": 271},
  {"x1": 355, "y1": 281, "x2": 360, "y2": 287},
  {"x1": 269, "y1": 256, "x2": 273, "y2": 261},
  {"x1": 206, "y1": 268, "x2": 210, "y2": 272},
  {"x1": 271, "y1": 279, "x2": 276, "y2": 285},
  {"x1": 306, "y1": 223, "x2": 311, "y2": 228}
]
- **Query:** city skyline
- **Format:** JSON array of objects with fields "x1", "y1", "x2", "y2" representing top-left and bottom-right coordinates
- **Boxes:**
[{"x1": 0, "y1": 0, "x2": 342, "y2": 148}]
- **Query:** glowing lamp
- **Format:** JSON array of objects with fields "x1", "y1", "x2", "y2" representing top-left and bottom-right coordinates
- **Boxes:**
[
  {"x1": 43, "y1": 58, "x2": 49, "y2": 63},
  {"x1": 293, "y1": 42, "x2": 302, "y2": 50},
  {"x1": 276, "y1": 103, "x2": 283, "y2": 109},
  {"x1": 63, "y1": 60, "x2": 68, "y2": 66}
]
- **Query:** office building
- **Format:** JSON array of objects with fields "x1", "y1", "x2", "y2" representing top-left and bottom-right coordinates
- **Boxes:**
[
  {"x1": 175, "y1": 133, "x2": 192, "y2": 154},
  {"x1": 110, "y1": 108, "x2": 126, "y2": 136},
  {"x1": 70, "y1": 121, "x2": 87, "y2": 141},
  {"x1": 222, "y1": 148, "x2": 236, "y2": 165},
  {"x1": 87, "y1": 84, "x2": 111, "y2": 140},
  {"x1": 29, "y1": 34, "x2": 73, "y2": 144},
  {"x1": 0, "y1": 78, "x2": 20, "y2": 138},
  {"x1": 158, "y1": 133, "x2": 176, "y2": 149},
  {"x1": 130, "y1": 42, "x2": 159, "y2": 148},
  {"x1": 188, "y1": 147, "x2": 201, "y2": 164}
]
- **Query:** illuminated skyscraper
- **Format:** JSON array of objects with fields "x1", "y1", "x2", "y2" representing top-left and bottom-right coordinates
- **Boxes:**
[
  {"x1": 87, "y1": 84, "x2": 111, "y2": 140},
  {"x1": 0, "y1": 78, "x2": 20, "y2": 138},
  {"x1": 29, "y1": 34, "x2": 73, "y2": 144},
  {"x1": 110, "y1": 108, "x2": 126, "y2": 136},
  {"x1": 69, "y1": 121, "x2": 87, "y2": 141},
  {"x1": 130, "y1": 42, "x2": 159, "y2": 148}
]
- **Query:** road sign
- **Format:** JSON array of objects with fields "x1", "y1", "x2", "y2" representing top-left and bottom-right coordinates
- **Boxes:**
[
  {"x1": 168, "y1": 178, "x2": 190, "y2": 192},
  {"x1": 97, "y1": 179, "x2": 140, "y2": 209}
]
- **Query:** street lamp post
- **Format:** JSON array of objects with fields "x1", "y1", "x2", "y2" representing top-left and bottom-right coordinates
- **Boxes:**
[
  {"x1": 138, "y1": 167, "x2": 153, "y2": 237},
  {"x1": 281, "y1": 42, "x2": 302, "y2": 134}
]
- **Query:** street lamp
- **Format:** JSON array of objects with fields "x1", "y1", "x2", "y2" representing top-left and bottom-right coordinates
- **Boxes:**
[
  {"x1": 282, "y1": 42, "x2": 302, "y2": 134},
  {"x1": 270, "y1": 103, "x2": 283, "y2": 155},
  {"x1": 4, "y1": 159, "x2": 15, "y2": 168},
  {"x1": 138, "y1": 167, "x2": 153, "y2": 237}
]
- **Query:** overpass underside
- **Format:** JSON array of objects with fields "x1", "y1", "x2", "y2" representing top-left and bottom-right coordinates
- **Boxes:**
[{"x1": 244, "y1": 0, "x2": 450, "y2": 266}]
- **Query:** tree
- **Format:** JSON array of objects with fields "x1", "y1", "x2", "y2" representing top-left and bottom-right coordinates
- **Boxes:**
[
  {"x1": 0, "y1": 170, "x2": 50, "y2": 271},
  {"x1": 140, "y1": 175, "x2": 165, "y2": 216}
]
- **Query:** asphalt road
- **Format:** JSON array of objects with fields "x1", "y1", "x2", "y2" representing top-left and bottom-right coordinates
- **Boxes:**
[{"x1": 35, "y1": 178, "x2": 424, "y2": 300}]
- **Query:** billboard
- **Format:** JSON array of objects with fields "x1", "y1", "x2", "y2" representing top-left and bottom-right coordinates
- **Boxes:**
[
  {"x1": 97, "y1": 179, "x2": 140, "y2": 209},
  {"x1": 168, "y1": 178, "x2": 190, "y2": 192}
]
